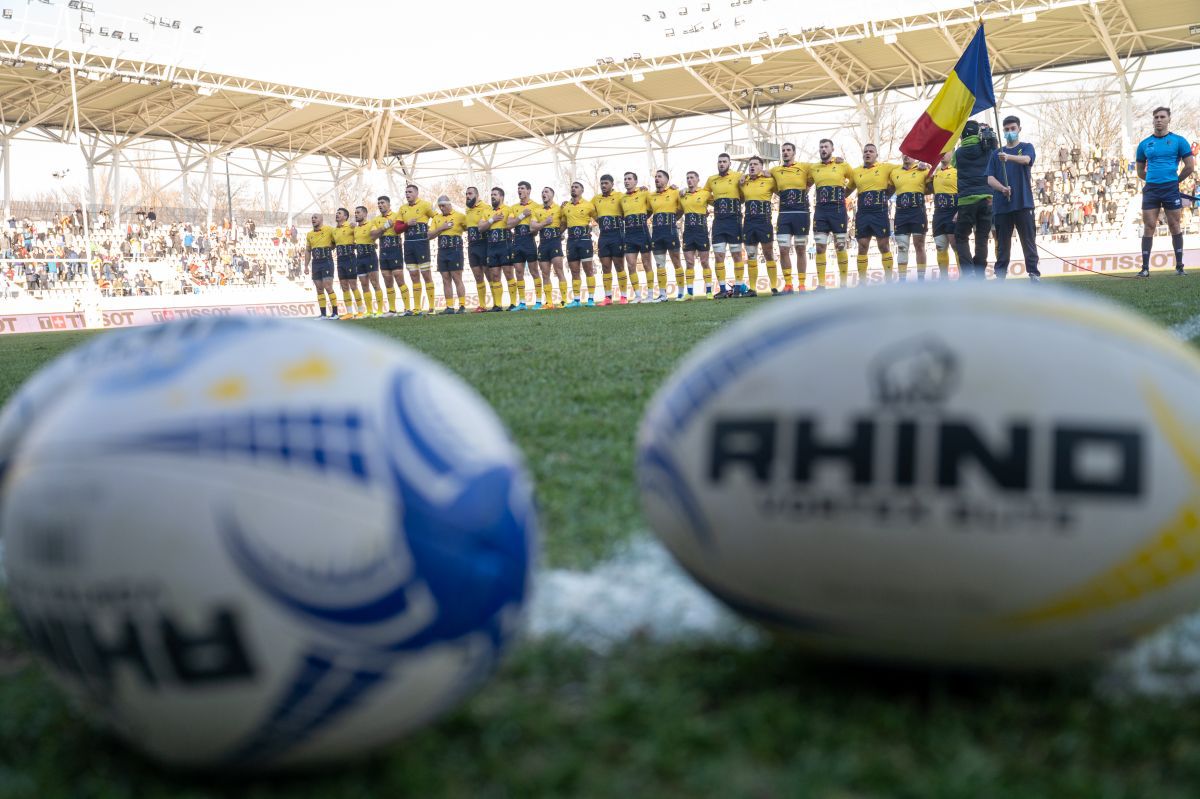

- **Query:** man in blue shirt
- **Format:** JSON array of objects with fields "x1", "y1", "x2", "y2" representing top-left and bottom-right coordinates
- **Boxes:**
[
  {"x1": 987, "y1": 115, "x2": 1040, "y2": 281},
  {"x1": 1135, "y1": 106, "x2": 1194, "y2": 276}
]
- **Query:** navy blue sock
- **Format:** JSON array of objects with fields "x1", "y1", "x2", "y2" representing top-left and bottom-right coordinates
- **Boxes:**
[
  {"x1": 1173, "y1": 233, "x2": 1185, "y2": 268},
  {"x1": 1141, "y1": 236, "x2": 1152, "y2": 269}
]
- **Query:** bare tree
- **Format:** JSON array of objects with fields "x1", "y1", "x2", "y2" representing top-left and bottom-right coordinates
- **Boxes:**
[
  {"x1": 580, "y1": 158, "x2": 609, "y2": 196},
  {"x1": 1036, "y1": 80, "x2": 1125, "y2": 156},
  {"x1": 1136, "y1": 91, "x2": 1200, "y2": 140},
  {"x1": 842, "y1": 93, "x2": 908, "y2": 162},
  {"x1": 420, "y1": 175, "x2": 467, "y2": 207}
]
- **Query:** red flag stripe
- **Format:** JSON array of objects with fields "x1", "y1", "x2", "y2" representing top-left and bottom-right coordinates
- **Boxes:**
[{"x1": 899, "y1": 112, "x2": 956, "y2": 168}]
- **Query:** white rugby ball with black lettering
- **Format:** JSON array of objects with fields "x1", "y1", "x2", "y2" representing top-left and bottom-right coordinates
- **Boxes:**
[
  {"x1": 637, "y1": 282, "x2": 1200, "y2": 667},
  {"x1": 0, "y1": 317, "x2": 537, "y2": 767}
]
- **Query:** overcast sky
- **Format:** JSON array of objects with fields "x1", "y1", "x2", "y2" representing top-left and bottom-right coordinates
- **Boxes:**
[
  {"x1": 0, "y1": 0, "x2": 1193, "y2": 210},
  {"x1": 3, "y1": 0, "x2": 971, "y2": 96}
]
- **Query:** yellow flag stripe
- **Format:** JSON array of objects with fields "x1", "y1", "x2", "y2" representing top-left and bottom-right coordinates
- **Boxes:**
[{"x1": 926, "y1": 71, "x2": 977, "y2": 134}]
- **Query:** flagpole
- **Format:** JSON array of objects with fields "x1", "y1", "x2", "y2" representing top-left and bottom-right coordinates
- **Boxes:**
[
  {"x1": 971, "y1": 15, "x2": 1009, "y2": 190},
  {"x1": 992, "y1": 105, "x2": 1010, "y2": 189}
]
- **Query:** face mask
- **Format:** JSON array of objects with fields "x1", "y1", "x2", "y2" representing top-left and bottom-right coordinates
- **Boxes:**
[{"x1": 1004, "y1": 130, "x2": 1019, "y2": 143}]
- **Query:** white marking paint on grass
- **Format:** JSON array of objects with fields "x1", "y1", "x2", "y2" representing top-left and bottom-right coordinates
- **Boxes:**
[
  {"x1": 527, "y1": 536, "x2": 760, "y2": 653},
  {"x1": 1170, "y1": 313, "x2": 1200, "y2": 342},
  {"x1": 3, "y1": 520, "x2": 1198, "y2": 696},
  {"x1": 527, "y1": 537, "x2": 1200, "y2": 697},
  {"x1": 1101, "y1": 612, "x2": 1200, "y2": 697}
]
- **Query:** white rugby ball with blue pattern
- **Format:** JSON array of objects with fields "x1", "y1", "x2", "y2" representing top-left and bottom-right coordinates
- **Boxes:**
[{"x1": 0, "y1": 317, "x2": 537, "y2": 767}]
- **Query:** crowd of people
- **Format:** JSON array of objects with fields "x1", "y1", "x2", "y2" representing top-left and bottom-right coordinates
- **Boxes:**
[
  {"x1": 0, "y1": 212, "x2": 307, "y2": 298},
  {"x1": 299, "y1": 112, "x2": 1193, "y2": 318},
  {"x1": 3, "y1": 120, "x2": 1195, "y2": 312}
]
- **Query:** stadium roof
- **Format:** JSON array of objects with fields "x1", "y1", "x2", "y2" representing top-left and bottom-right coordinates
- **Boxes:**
[{"x1": 0, "y1": 0, "x2": 1195, "y2": 167}]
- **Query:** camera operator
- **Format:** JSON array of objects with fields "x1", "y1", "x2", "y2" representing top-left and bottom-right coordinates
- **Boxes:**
[{"x1": 952, "y1": 120, "x2": 997, "y2": 277}]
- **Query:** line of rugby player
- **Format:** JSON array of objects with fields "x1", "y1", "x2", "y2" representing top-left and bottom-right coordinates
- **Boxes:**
[{"x1": 304, "y1": 141, "x2": 960, "y2": 318}]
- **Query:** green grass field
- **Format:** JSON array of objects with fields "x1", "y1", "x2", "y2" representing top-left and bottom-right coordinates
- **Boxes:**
[{"x1": 4, "y1": 274, "x2": 1200, "y2": 797}]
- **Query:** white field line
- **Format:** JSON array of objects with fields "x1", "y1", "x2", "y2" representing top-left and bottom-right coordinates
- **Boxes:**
[
  {"x1": 3, "y1": 529, "x2": 1199, "y2": 696},
  {"x1": 527, "y1": 536, "x2": 759, "y2": 652}
]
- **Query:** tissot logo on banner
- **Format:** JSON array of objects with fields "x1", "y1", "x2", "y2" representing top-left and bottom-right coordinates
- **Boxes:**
[
  {"x1": 707, "y1": 335, "x2": 1145, "y2": 533},
  {"x1": 0, "y1": 303, "x2": 318, "y2": 335}
]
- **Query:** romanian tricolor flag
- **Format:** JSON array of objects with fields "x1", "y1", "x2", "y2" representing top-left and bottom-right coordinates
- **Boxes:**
[{"x1": 899, "y1": 25, "x2": 996, "y2": 166}]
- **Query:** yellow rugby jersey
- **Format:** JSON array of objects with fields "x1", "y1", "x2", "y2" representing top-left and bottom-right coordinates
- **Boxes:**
[
  {"x1": 431, "y1": 210, "x2": 467, "y2": 238},
  {"x1": 398, "y1": 199, "x2": 434, "y2": 235},
  {"x1": 619, "y1": 189, "x2": 652, "y2": 217},
  {"x1": 562, "y1": 199, "x2": 597, "y2": 228},
  {"x1": 680, "y1": 189, "x2": 712, "y2": 216},
  {"x1": 464, "y1": 200, "x2": 492, "y2": 241},
  {"x1": 351, "y1": 222, "x2": 375, "y2": 245},
  {"x1": 853, "y1": 162, "x2": 894, "y2": 213},
  {"x1": 509, "y1": 200, "x2": 539, "y2": 230},
  {"x1": 931, "y1": 165, "x2": 958, "y2": 213},
  {"x1": 852, "y1": 163, "x2": 898, "y2": 194},
  {"x1": 590, "y1": 191, "x2": 623, "y2": 218},
  {"x1": 770, "y1": 163, "x2": 812, "y2": 211},
  {"x1": 889, "y1": 165, "x2": 929, "y2": 196},
  {"x1": 649, "y1": 188, "x2": 683, "y2": 214},
  {"x1": 932, "y1": 166, "x2": 958, "y2": 195},
  {"x1": 890, "y1": 165, "x2": 930, "y2": 215},
  {"x1": 742, "y1": 174, "x2": 775, "y2": 218},
  {"x1": 703, "y1": 171, "x2": 743, "y2": 200},
  {"x1": 532, "y1": 203, "x2": 565, "y2": 230},
  {"x1": 306, "y1": 225, "x2": 335, "y2": 249},
  {"x1": 810, "y1": 161, "x2": 856, "y2": 190},
  {"x1": 811, "y1": 160, "x2": 855, "y2": 207},
  {"x1": 331, "y1": 222, "x2": 355, "y2": 246},
  {"x1": 591, "y1": 191, "x2": 623, "y2": 234},
  {"x1": 741, "y1": 175, "x2": 776, "y2": 202},
  {"x1": 374, "y1": 210, "x2": 402, "y2": 238},
  {"x1": 486, "y1": 204, "x2": 511, "y2": 231}
]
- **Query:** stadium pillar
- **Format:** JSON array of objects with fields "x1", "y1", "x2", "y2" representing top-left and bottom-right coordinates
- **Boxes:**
[
  {"x1": 205, "y1": 154, "x2": 215, "y2": 230},
  {"x1": 262, "y1": 172, "x2": 271, "y2": 223},
  {"x1": 86, "y1": 159, "x2": 96, "y2": 219},
  {"x1": 1118, "y1": 75, "x2": 1137, "y2": 153},
  {"x1": 285, "y1": 162, "x2": 295, "y2": 227},
  {"x1": 644, "y1": 132, "x2": 655, "y2": 185},
  {"x1": 0, "y1": 135, "x2": 9, "y2": 220},
  {"x1": 110, "y1": 147, "x2": 121, "y2": 229},
  {"x1": 385, "y1": 164, "x2": 400, "y2": 202}
]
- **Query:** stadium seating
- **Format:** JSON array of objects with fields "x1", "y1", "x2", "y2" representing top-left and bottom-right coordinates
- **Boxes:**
[{"x1": 1, "y1": 215, "x2": 307, "y2": 301}]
